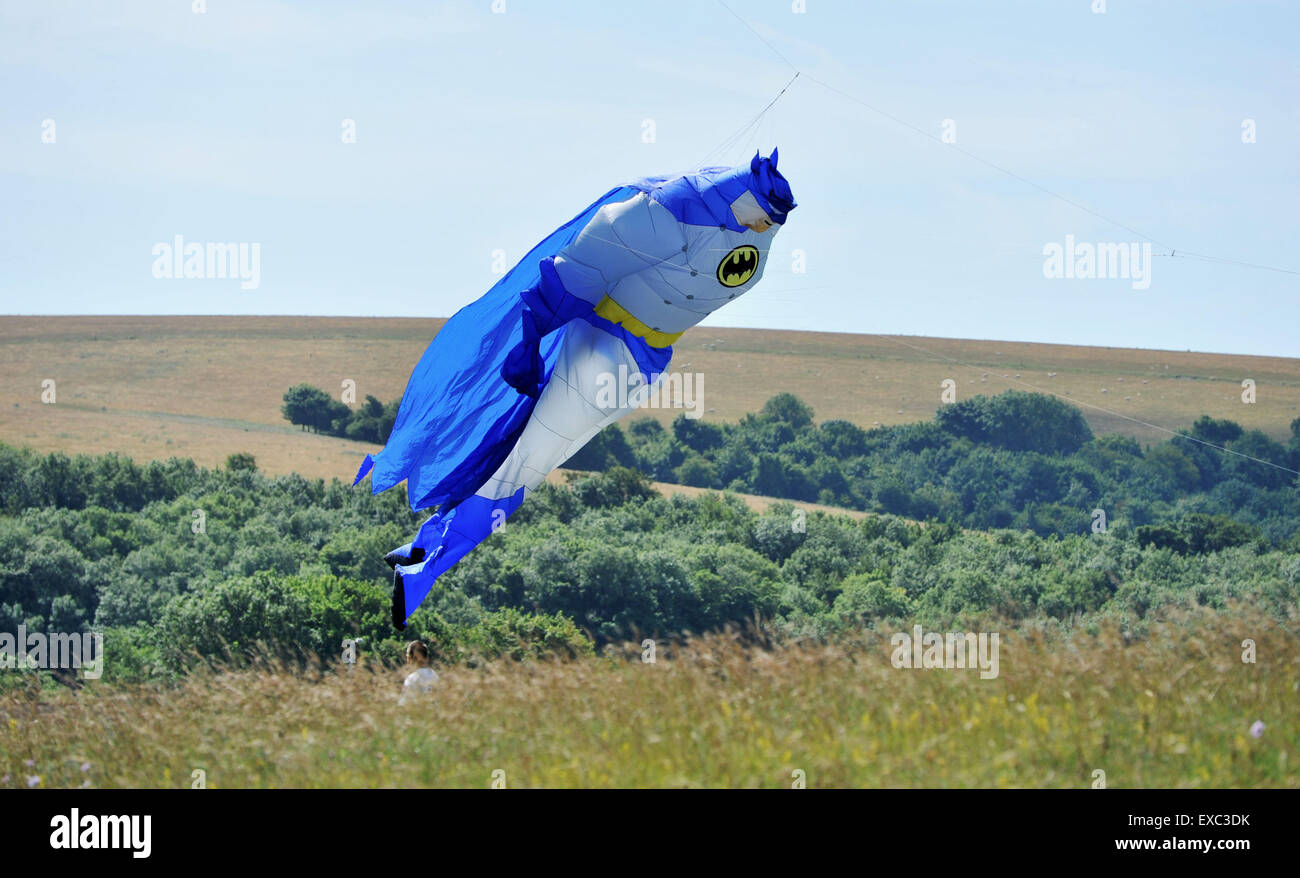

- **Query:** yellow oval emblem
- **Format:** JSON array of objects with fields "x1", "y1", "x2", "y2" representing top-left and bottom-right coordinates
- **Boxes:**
[{"x1": 716, "y1": 245, "x2": 759, "y2": 288}]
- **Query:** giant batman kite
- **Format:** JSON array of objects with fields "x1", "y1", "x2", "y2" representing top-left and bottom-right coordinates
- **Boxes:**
[{"x1": 355, "y1": 150, "x2": 797, "y2": 628}]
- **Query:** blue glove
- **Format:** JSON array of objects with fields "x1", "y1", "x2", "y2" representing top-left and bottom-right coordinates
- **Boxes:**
[{"x1": 502, "y1": 257, "x2": 594, "y2": 397}]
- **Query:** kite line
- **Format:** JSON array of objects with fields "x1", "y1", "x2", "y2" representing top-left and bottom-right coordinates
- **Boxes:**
[
  {"x1": 694, "y1": 0, "x2": 1300, "y2": 477},
  {"x1": 713, "y1": 0, "x2": 1298, "y2": 277}
]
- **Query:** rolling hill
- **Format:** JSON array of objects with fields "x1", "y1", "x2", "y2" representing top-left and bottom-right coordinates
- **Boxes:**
[{"x1": 2, "y1": 315, "x2": 1297, "y2": 482}]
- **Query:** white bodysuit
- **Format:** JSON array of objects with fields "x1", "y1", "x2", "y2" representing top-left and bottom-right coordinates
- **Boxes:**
[{"x1": 479, "y1": 190, "x2": 779, "y2": 503}]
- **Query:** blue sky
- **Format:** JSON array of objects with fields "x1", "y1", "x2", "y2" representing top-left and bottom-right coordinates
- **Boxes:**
[{"x1": 2, "y1": 0, "x2": 1296, "y2": 356}]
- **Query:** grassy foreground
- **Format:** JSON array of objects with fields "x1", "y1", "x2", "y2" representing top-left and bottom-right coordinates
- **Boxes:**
[{"x1": 2, "y1": 609, "x2": 1295, "y2": 788}]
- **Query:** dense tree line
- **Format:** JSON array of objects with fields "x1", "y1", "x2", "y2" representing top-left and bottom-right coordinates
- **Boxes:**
[
  {"x1": 0, "y1": 442, "x2": 591, "y2": 683},
  {"x1": 276, "y1": 381, "x2": 1300, "y2": 549},
  {"x1": 567, "y1": 390, "x2": 1300, "y2": 547},
  {"x1": 1, "y1": 434, "x2": 1297, "y2": 684}
]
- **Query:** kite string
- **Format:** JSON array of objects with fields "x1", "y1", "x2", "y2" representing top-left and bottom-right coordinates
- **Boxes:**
[
  {"x1": 593, "y1": 7, "x2": 1298, "y2": 476},
  {"x1": 714, "y1": 0, "x2": 800, "y2": 70},
  {"x1": 713, "y1": 1, "x2": 1300, "y2": 277},
  {"x1": 582, "y1": 207, "x2": 1298, "y2": 474},
  {"x1": 699, "y1": 71, "x2": 800, "y2": 168},
  {"x1": 703, "y1": 0, "x2": 1299, "y2": 475},
  {"x1": 585, "y1": 222, "x2": 1297, "y2": 476}
]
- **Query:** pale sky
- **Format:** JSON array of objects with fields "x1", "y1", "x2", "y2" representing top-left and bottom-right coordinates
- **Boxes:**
[{"x1": 2, "y1": 0, "x2": 1297, "y2": 355}]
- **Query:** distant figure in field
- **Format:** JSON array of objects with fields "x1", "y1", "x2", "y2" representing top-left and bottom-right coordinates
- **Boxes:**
[{"x1": 399, "y1": 640, "x2": 438, "y2": 705}]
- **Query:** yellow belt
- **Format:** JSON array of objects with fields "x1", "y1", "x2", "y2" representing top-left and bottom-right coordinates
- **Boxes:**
[{"x1": 593, "y1": 296, "x2": 683, "y2": 348}]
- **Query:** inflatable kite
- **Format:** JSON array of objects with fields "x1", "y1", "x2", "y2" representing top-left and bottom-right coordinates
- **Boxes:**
[{"x1": 356, "y1": 150, "x2": 797, "y2": 627}]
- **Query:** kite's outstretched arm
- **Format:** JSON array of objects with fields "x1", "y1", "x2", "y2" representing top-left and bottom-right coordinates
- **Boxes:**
[
  {"x1": 501, "y1": 192, "x2": 683, "y2": 397},
  {"x1": 501, "y1": 256, "x2": 591, "y2": 397},
  {"x1": 549, "y1": 192, "x2": 685, "y2": 301}
]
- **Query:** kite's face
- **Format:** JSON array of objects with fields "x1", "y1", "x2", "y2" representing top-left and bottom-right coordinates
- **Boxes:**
[{"x1": 729, "y1": 190, "x2": 776, "y2": 233}]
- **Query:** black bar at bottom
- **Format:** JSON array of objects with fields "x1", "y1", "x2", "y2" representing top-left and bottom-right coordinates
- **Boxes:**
[{"x1": 4, "y1": 789, "x2": 1285, "y2": 864}]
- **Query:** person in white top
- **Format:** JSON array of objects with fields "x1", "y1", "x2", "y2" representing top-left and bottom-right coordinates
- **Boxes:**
[{"x1": 398, "y1": 640, "x2": 438, "y2": 705}]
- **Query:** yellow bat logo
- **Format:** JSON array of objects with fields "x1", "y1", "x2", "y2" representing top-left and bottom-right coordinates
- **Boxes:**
[{"x1": 716, "y1": 245, "x2": 759, "y2": 288}]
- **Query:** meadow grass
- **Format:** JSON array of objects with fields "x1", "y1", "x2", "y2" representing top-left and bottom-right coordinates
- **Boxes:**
[{"x1": 2, "y1": 607, "x2": 1294, "y2": 788}]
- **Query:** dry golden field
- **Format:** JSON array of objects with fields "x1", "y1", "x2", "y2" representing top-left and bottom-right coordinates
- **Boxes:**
[{"x1": 2, "y1": 315, "x2": 1297, "y2": 482}]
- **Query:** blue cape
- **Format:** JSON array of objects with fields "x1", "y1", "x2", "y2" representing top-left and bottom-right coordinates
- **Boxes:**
[
  {"x1": 354, "y1": 184, "x2": 638, "y2": 513},
  {"x1": 355, "y1": 162, "x2": 782, "y2": 514},
  {"x1": 356, "y1": 157, "x2": 795, "y2": 627}
]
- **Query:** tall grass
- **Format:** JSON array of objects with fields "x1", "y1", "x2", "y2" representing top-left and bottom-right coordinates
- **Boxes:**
[{"x1": 2, "y1": 607, "x2": 1294, "y2": 788}]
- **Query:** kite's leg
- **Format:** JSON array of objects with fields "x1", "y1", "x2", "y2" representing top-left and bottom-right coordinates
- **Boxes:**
[
  {"x1": 479, "y1": 319, "x2": 657, "y2": 498},
  {"x1": 392, "y1": 320, "x2": 661, "y2": 626}
]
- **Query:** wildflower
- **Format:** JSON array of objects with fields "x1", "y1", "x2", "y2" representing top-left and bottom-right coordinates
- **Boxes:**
[
  {"x1": 26, "y1": 776, "x2": 40, "y2": 788},
  {"x1": 1249, "y1": 720, "x2": 1265, "y2": 739}
]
